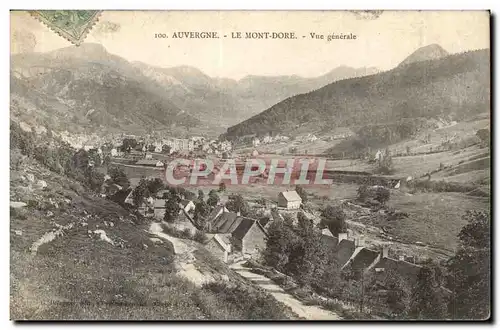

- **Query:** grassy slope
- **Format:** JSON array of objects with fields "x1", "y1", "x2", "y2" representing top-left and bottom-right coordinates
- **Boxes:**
[
  {"x1": 10, "y1": 154, "x2": 296, "y2": 320},
  {"x1": 384, "y1": 190, "x2": 488, "y2": 251}
]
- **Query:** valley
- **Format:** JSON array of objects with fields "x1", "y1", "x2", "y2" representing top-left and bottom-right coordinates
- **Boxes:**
[{"x1": 10, "y1": 9, "x2": 491, "y2": 321}]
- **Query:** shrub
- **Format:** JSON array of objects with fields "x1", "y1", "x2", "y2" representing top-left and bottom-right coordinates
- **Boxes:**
[
  {"x1": 357, "y1": 185, "x2": 369, "y2": 201},
  {"x1": 193, "y1": 230, "x2": 208, "y2": 244},
  {"x1": 320, "y1": 205, "x2": 347, "y2": 236},
  {"x1": 202, "y1": 281, "x2": 293, "y2": 319},
  {"x1": 374, "y1": 187, "x2": 390, "y2": 204},
  {"x1": 181, "y1": 228, "x2": 192, "y2": 239}
]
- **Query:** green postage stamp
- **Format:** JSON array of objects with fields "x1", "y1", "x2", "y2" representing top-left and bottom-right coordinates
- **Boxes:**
[{"x1": 30, "y1": 10, "x2": 102, "y2": 45}]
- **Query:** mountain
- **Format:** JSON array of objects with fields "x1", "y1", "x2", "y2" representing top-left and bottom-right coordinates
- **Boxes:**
[
  {"x1": 225, "y1": 48, "x2": 489, "y2": 140},
  {"x1": 11, "y1": 44, "x2": 200, "y2": 136},
  {"x1": 11, "y1": 43, "x2": 379, "y2": 136},
  {"x1": 399, "y1": 44, "x2": 449, "y2": 67},
  {"x1": 132, "y1": 61, "x2": 379, "y2": 127}
]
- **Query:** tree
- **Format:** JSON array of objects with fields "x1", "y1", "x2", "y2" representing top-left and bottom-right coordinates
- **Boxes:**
[
  {"x1": 446, "y1": 211, "x2": 490, "y2": 320},
  {"x1": 194, "y1": 200, "x2": 210, "y2": 229},
  {"x1": 207, "y1": 190, "x2": 220, "y2": 207},
  {"x1": 357, "y1": 185, "x2": 369, "y2": 201},
  {"x1": 103, "y1": 155, "x2": 111, "y2": 167},
  {"x1": 384, "y1": 269, "x2": 411, "y2": 318},
  {"x1": 295, "y1": 185, "x2": 308, "y2": 203},
  {"x1": 87, "y1": 148, "x2": 102, "y2": 166},
  {"x1": 375, "y1": 187, "x2": 390, "y2": 205},
  {"x1": 286, "y1": 212, "x2": 328, "y2": 286},
  {"x1": 198, "y1": 189, "x2": 205, "y2": 201},
  {"x1": 132, "y1": 178, "x2": 150, "y2": 207},
  {"x1": 120, "y1": 138, "x2": 137, "y2": 153},
  {"x1": 282, "y1": 213, "x2": 295, "y2": 226},
  {"x1": 262, "y1": 220, "x2": 297, "y2": 271},
  {"x1": 256, "y1": 197, "x2": 267, "y2": 207},
  {"x1": 164, "y1": 191, "x2": 181, "y2": 223},
  {"x1": 108, "y1": 167, "x2": 130, "y2": 189},
  {"x1": 71, "y1": 149, "x2": 90, "y2": 172},
  {"x1": 147, "y1": 178, "x2": 164, "y2": 195},
  {"x1": 319, "y1": 205, "x2": 347, "y2": 237},
  {"x1": 408, "y1": 265, "x2": 448, "y2": 320},
  {"x1": 377, "y1": 148, "x2": 394, "y2": 174},
  {"x1": 162, "y1": 144, "x2": 171, "y2": 154},
  {"x1": 218, "y1": 182, "x2": 226, "y2": 192},
  {"x1": 87, "y1": 169, "x2": 105, "y2": 193},
  {"x1": 226, "y1": 194, "x2": 250, "y2": 216}
]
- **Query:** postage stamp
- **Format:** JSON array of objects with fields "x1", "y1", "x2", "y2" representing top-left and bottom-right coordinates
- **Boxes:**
[{"x1": 29, "y1": 10, "x2": 102, "y2": 45}]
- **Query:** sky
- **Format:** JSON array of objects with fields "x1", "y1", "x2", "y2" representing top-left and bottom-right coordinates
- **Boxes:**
[{"x1": 10, "y1": 10, "x2": 490, "y2": 80}]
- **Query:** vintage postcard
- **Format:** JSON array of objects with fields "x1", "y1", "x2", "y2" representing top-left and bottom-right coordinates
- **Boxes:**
[{"x1": 10, "y1": 10, "x2": 491, "y2": 320}]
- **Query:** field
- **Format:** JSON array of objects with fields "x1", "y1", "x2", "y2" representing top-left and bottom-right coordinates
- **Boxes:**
[
  {"x1": 391, "y1": 146, "x2": 489, "y2": 179},
  {"x1": 359, "y1": 190, "x2": 490, "y2": 253}
]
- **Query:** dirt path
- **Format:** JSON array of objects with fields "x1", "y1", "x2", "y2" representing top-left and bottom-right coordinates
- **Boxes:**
[
  {"x1": 148, "y1": 222, "x2": 213, "y2": 286},
  {"x1": 230, "y1": 262, "x2": 342, "y2": 320}
]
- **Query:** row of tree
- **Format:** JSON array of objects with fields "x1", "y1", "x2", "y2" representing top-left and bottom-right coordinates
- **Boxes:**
[{"x1": 262, "y1": 207, "x2": 490, "y2": 320}]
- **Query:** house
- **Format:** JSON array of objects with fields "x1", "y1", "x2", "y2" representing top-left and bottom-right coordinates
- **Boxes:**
[
  {"x1": 277, "y1": 190, "x2": 302, "y2": 209},
  {"x1": 335, "y1": 238, "x2": 357, "y2": 268},
  {"x1": 204, "y1": 234, "x2": 232, "y2": 263},
  {"x1": 153, "y1": 199, "x2": 166, "y2": 219},
  {"x1": 180, "y1": 200, "x2": 196, "y2": 214},
  {"x1": 320, "y1": 228, "x2": 339, "y2": 250},
  {"x1": 342, "y1": 247, "x2": 379, "y2": 273},
  {"x1": 136, "y1": 159, "x2": 165, "y2": 167},
  {"x1": 231, "y1": 218, "x2": 268, "y2": 255},
  {"x1": 207, "y1": 205, "x2": 229, "y2": 227},
  {"x1": 206, "y1": 209, "x2": 268, "y2": 257},
  {"x1": 368, "y1": 253, "x2": 422, "y2": 285},
  {"x1": 210, "y1": 211, "x2": 240, "y2": 233}
]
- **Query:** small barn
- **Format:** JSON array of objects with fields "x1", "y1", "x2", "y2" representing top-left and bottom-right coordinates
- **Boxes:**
[{"x1": 277, "y1": 190, "x2": 302, "y2": 209}]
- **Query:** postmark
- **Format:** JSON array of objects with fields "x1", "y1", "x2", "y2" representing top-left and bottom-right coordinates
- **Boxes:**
[{"x1": 29, "y1": 10, "x2": 102, "y2": 45}]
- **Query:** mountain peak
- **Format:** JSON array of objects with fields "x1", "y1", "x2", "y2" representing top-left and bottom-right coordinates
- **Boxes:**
[
  {"x1": 47, "y1": 43, "x2": 112, "y2": 62},
  {"x1": 399, "y1": 44, "x2": 449, "y2": 66}
]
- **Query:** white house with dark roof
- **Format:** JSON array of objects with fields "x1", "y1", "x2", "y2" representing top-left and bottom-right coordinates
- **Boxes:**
[{"x1": 277, "y1": 190, "x2": 302, "y2": 209}]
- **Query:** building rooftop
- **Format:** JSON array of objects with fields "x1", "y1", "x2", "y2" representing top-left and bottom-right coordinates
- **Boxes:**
[
  {"x1": 279, "y1": 190, "x2": 302, "y2": 202},
  {"x1": 153, "y1": 199, "x2": 166, "y2": 208},
  {"x1": 335, "y1": 239, "x2": 356, "y2": 267},
  {"x1": 349, "y1": 248, "x2": 379, "y2": 271}
]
